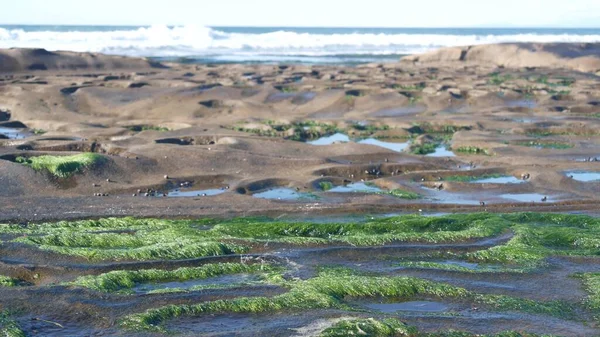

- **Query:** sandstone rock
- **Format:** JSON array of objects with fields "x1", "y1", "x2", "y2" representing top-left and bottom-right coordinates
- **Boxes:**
[
  {"x1": 468, "y1": 89, "x2": 489, "y2": 98},
  {"x1": 401, "y1": 43, "x2": 600, "y2": 73},
  {"x1": 422, "y1": 87, "x2": 438, "y2": 95},
  {"x1": 217, "y1": 137, "x2": 239, "y2": 145},
  {"x1": 413, "y1": 134, "x2": 436, "y2": 146}
]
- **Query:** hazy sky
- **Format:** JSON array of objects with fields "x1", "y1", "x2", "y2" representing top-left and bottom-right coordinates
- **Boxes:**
[{"x1": 2, "y1": 0, "x2": 599, "y2": 27}]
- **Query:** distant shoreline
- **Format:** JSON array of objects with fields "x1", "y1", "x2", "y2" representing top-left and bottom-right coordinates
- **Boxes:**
[
  {"x1": 1, "y1": 25, "x2": 599, "y2": 65},
  {"x1": 2, "y1": 24, "x2": 600, "y2": 29}
]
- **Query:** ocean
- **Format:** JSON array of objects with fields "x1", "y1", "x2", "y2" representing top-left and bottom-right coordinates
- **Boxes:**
[{"x1": 1, "y1": 25, "x2": 600, "y2": 64}]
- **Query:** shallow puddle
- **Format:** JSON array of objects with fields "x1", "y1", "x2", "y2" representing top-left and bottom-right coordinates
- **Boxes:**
[
  {"x1": 471, "y1": 176, "x2": 525, "y2": 184},
  {"x1": 371, "y1": 105, "x2": 427, "y2": 117},
  {"x1": 167, "y1": 188, "x2": 226, "y2": 197},
  {"x1": 329, "y1": 182, "x2": 383, "y2": 193},
  {"x1": 292, "y1": 92, "x2": 317, "y2": 104},
  {"x1": 566, "y1": 171, "x2": 600, "y2": 182},
  {"x1": 308, "y1": 134, "x2": 410, "y2": 153},
  {"x1": 440, "y1": 260, "x2": 479, "y2": 270},
  {"x1": 358, "y1": 138, "x2": 410, "y2": 152},
  {"x1": 0, "y1": 126, "x2": 31, "y2": 139},
  {"x1": 512, "y1": 118, "x2": 536, "y2": 123},
  {"x1": 253, "y1": 188, "x2": 315, "y2": 200},
  {"x1": 421, "y1": 188, "x2": 480, "y2": 205},
  {"x1": 426, "y1": 146, "x2": 456, "y2": 157},
  {"x1": 307, "y1": 133, "x2": 350, "y2": 145},
  {"x1": 366, "y1": 301, "x2": 449, "y2": 313},
  {"x1": 506, "y1": 100, "x2": 537, "y2": 109},
  {"x1": 574, "y1": 156, "x2": 599, "y2": 162},
  {"x1": 266, "y1": 91, "x2": 317, "y2": 104},
  {"x1": 443, "y1": 104, "x2": 469, "y2": 113},
  {"x1": 500, "y1": 193, "x2": 552, "y2": 202},
  {"x1": 133, "y1": 274, "x2": 257, "y2": 294}
]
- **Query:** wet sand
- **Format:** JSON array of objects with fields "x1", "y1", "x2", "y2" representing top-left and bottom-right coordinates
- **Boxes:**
[{"x1": 0, "y1": 45, "x2": 599, "y2": 221}]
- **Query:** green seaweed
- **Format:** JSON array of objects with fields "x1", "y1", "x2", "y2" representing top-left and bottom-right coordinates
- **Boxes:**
[
  {"x1": 398, "y1": 261, "x2": 530, "y2": 274},
  {"x1": 0, "y1": 312, "x2": 25, "y2": 337},
  {"x1": 380, "y1": 189, "x2": 421, "y2": 200},
  {"x1": 410, "y1": 143, "x2": 439, "y2": 155},
  {"x1": 1, "y1": 213, "x2": 596, "y2": 334},
  {"x1": 4, "y1": 213, "x2": 600, "y2": 267},
  {"x1": 579, "y1": 273, "x2": 600, "y2": 321},
  {"x1": 120, "y1": 270, "x2": 573, "y2": 332},
  {"x1": 321, "y1": 318, "x2": 557, "y2": 337},
  {"x1": 0, "y1": 275, "x2": 22, "y2": 287},
  {"x1": 15, "y1": 153, "x2": 106, "y2": 178},
  {"x1": 321, "y1": 318, "x2": 415, "y2": 336},
  {"x1": 488, "y1": 73, "x2": 512, "y2": 85},
  {"x1": 454, "y1": 146, "x2": 491, "y2": 156},
  {"x1": 319, "y1": 181, "x2": 334, "y2": 191},
  {"x1": 514, "y1": 141, "x2": 573, "y2": 149},
  {"x1": 69, "y1": 262, "x2": 276, "y2": 293}
]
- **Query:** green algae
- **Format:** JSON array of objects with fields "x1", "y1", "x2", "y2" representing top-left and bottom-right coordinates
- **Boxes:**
[
  {"x1": 120, "y1": 269, "x2": 574, "y2": 332},
  {"x1": 10, "y1": 218, "x2": 246, "y2": 261},
  {"x1": 1, "y1": 213, "x2": 596, "y2": 335},
  {"x1": 423, "y1": 331, "x2": 558, "y2": 337},
  {"x1": 579, "y1": 273, "x2": 600, "y2": 321},
  {"x1": 410, "y1": 142, "x2": 439, "y2": 155},
  {"x1": 321, "y1": 318, "x2": 415, "y2": 337},
  {"x1": 514, "y1": 141, "x2": 573, "y2": 150},
  {"x1": 0, "y1": 312, "x2": 25, "y2": 337},
  {"x1": 15, "y1": 153, "x2": 106, "y2": 178},
  {"x1": 4, "y1": 213, "x2": 600, "y2": 266},
  {"x1": 454, "y1": 146, "x2": 491, "y2": 156},
  {"x1": 0, "y1": 276, "x2": 23, "y2": 287},
  {"x1": 397, "y1": 261, "x2": 530, "y2": 274},
  {"x1": 466, "y1": 215, "x2": 600, "y2": 267},
  {"x1": 119, "y1": 274, "x2": 469, "y2": 331},
  {"x1": 380, "y1": 189, "x2": 421, "y2": 200},
  {"x1": 319, "y1": 181, "x2": 334, "y2": 191},
  {"x1": 69, "y1": 262, "x2": 277, "y2": 293},
  {"x1": 320, "y1": 318, "x2": 558, "y2": 337},
  {"x1": 488, "y1": 73, "x2": 512, "y2": 85}
]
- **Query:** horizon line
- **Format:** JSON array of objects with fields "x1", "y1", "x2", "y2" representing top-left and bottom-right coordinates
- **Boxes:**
[{"x1": 1, "y1": 24, "x2": 600, "y2": 29}]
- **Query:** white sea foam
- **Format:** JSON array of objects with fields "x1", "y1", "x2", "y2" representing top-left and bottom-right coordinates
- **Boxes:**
[{"x1": 1, "y1": 25, "x2": 599, "y2": 60}]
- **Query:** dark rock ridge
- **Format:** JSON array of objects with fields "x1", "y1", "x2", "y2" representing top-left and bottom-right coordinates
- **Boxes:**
[{"x1": 0, "y1": 48, "x2": 166, "y2": 72}]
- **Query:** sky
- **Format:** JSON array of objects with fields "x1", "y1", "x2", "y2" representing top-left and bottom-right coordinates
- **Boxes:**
[{"x1": 1, "y1": 0, "x2": 599, "y2": 27}]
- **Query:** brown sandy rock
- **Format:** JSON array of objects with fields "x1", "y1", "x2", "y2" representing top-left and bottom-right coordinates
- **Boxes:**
[
  {"x1": 402, "y1": 43, "x2": 600, "y2": 72},
  {"x1": 467, "y1": 89, "x2": 489, "y2": 98},
  {"x1": 413, "y1": 134, "x2": 436, "y2": 146},
  {"x1": 0, "y1": 48, "x2": 165, "y2": 73}
]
